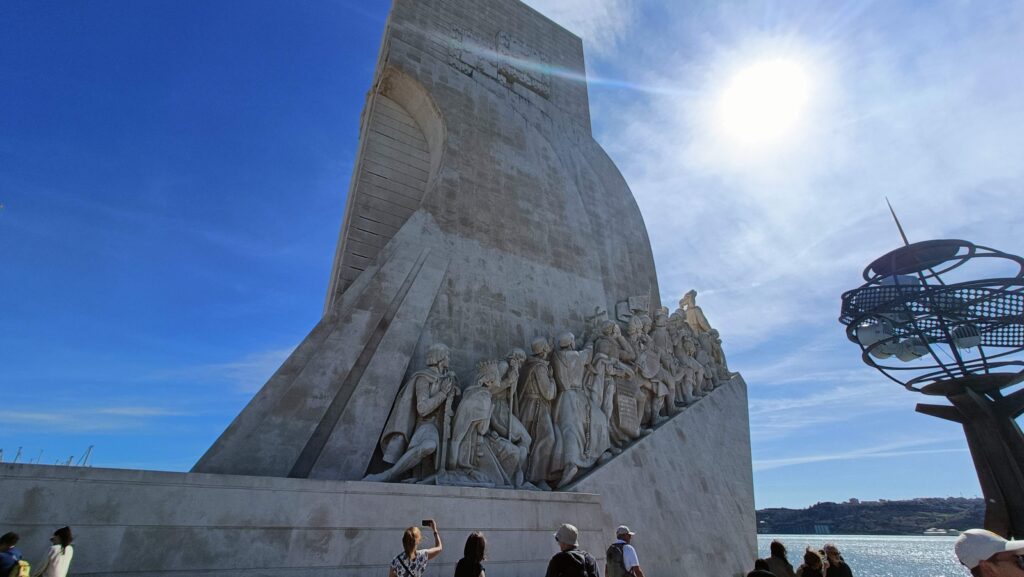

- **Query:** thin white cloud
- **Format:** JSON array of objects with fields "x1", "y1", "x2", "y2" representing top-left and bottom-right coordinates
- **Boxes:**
[
  {"x1": 2, "y1": 406, "x2": 183, "y2": 433},
  {"x1": 153, "y1": 347, "x2": 294, "y2": 393},
  {"x1": 524, "y1": 0, "x2": 634, "y2": 54},
  {"x1": 753, "y1": 437, "x2": 967, "y2": 472},
  {"x1": 200, "y1": 347, "x2": 294, "y2": 392},
  {"x1": 95, "y1": 407, "x2": 185, "y2": 417},
  {"x1": 747, "y1": 381, "x2": 915, "y2": 440}
]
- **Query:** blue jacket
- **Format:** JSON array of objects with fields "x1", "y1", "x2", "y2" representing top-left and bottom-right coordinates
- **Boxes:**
[{"x1": 0, "y1": 546, "x2": 23, "y2": 574}]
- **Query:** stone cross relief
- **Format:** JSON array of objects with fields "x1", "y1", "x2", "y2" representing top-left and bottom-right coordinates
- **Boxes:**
[{"x1": 363, "y1": 290, "x2": 733, "y2": 490}]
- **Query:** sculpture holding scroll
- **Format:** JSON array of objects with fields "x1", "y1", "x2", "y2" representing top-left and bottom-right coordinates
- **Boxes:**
[{"x1": 365, "y1": 343, "x2": 459, "y2": 483}]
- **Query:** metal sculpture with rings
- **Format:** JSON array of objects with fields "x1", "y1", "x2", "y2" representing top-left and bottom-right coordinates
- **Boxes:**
[{"x1": 840, "y1": 224, "x2": 1024, "y2": 538}]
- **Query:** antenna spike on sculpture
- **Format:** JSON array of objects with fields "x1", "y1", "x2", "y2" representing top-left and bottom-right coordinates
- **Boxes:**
[{"x1": 886, "y1": 197, "x2": 911, "y2": 247}]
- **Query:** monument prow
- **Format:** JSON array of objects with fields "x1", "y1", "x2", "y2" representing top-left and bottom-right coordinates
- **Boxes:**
[
  {"x1": 195, "y1": 0, "x2": 661, "y2": 481},
  {"x1": 3, "y1": 1, "x2": 757, "y2": 575}
]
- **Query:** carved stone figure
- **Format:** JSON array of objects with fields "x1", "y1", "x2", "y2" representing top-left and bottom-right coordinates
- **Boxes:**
[
  {"x1": 516, "y1": 338, "x2": 558, "y2": 489},
  {"x1": 681, "y1": 289, "x2": 713, "y2": 335},
  {"x1": 551, "y1": 332, "x2": 611, "y2": 488},
  {"x1": 697, "y1": 331, "x2": 725, "y2": 389},
  {"x1": 582, "y1": 305, "x2": 609, "y2": 346},
  {"x1": 492, "y1": 349, "x2": 530, "y2": 442},
  {"x1": 668, "y1": 318, "x2": 697, "y2": 405},
  {"x1": 593, "y1": 321, "x2": 639, "y2": 447},
  {"x1": 582, "y1": 330, "x2": 618, "y2": 457},
  {"x1": 648, "y1": 309, "x2": 684, "y2": 413},
  {"x1": 491, "y1": 349, "x2": 532, "y2": 479},
  {"x1": 694, "y1": 333, "x2": 718, "y2": 392},
  {"x1": 626, "y1": 316, "x2": 670, "y2": 427},
  {"x1": 681, "y1": 336, "x2": 709, "y2": 395},
  {"x1": 364, "y1": 343, "x2": 459, "y2": 483},
  {"x1": 446, "y1": 359, "x2": 530, "y2": 488},
  {"x1": 708, "y1": 329, "x2": 732, "y2": 379}
]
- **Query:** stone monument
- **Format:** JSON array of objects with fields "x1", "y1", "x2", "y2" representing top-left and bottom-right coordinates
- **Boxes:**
[{"x1": 1, "y1": 1, "x2": 756, "y2": 575}]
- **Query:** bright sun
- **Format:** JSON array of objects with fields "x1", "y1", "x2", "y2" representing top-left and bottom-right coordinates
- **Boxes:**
[{"x1": 718, "y1": 58, "x2": 810, "y2": 145}]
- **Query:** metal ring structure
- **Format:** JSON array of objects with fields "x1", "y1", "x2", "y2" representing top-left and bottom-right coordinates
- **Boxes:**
[{"x1": 839, "y1": 239, "x2": 1024, "y2": 397}]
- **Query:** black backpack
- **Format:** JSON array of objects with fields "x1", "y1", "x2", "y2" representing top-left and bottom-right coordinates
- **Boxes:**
[{"x1": 605, "y1": 543, "x2": 627, "y2": 577}]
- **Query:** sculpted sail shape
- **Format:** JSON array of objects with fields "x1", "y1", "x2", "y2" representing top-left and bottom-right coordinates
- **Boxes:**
[
  {"x1": 193, "y1": 0, "x2": 738, "y2": 495},
  {"x1": 5, "y1": 2, "x2": 756, "y2": 576},
  {"x1": 193, "y1": 0, "x2": 663, "y2": 481}
]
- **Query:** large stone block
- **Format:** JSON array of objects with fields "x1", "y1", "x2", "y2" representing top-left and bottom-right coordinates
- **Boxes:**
[{"x1": 0, "y1": 464, "x2": 609, "y2": 577}]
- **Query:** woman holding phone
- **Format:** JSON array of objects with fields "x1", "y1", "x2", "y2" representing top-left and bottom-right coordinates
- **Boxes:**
[{"x1": 389, "y1": 519, "x2": 443, "y2": 577}]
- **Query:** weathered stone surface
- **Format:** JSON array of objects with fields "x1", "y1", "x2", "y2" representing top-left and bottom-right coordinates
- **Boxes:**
[
  {"x1": 574, "y1": 375, "x2": 757, "y2": 577},
  {"x1": 0, "y1": 464, "x2": 609, "y2": 577},
  {"x1": 195, "y1": 0, "x2": 660, "y2": 480}
]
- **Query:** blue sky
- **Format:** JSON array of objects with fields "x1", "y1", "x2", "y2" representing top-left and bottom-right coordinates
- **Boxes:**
[{"x1": 3, "y1": 0, "x2": 1022, "y2": 508}]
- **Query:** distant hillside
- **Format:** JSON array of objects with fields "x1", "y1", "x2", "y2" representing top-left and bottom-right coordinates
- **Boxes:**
[{"x1": 757, "y1": 497, "x2": 984, "y2": 535}]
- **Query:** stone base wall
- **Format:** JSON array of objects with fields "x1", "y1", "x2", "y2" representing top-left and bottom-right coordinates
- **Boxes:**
[
  {"x1": 576, "y1": 375, "x2": 757, "y2": 577},
  {"x1": 0, "y1": 466, "x2": 609, "y2": 577},
  {"x1": 0, "y1": 378, "x2": 754, "y2": 577}
]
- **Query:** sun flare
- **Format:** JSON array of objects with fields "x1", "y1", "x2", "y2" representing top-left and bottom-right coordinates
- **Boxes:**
[{"x1": 719, "y1": 58, "x2": 810, "y2": 145}]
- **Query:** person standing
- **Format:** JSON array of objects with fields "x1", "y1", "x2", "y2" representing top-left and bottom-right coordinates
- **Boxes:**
[
  {"x1": 454, "y1": 532, "x2": 486, "y2": 577},
  {"x1": 795, "y1": 548, "x2": 824, "y2": 577},
  {"x1": 32, "y1": 527, "x2": 73, "y2": 577},
  {"x1": 0, "y1": 533, "x2": 24, "y2": 576},
  {"x1": 765, "y1": 540, "x2": 797, "y2": 577},
  {"x1": 823, "y1": 544, "x2": 852, "y2": 577},
  {"x1": 545, "y1": 523, "x2": 598, "y2": 577},
  {"x1": 605, "y1": 526, "x2": 645, "y2": 577},
  {"x1": 388, "y1": 520, "x2": 443, "y2": 577},
  {"x1": 955, "y1": 528, "x2": 1024, "y2": 576},
  {"x1": 747, "y1": 558, "x2": 779, "y2": 577}
]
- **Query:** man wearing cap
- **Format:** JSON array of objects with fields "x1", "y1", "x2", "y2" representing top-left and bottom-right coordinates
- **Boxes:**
[
  {"x1": 605, "y1": 526, "x2": 645, "y2": 577},
  {"x1": 955, "y1": 528, "x2": 1024, "y2": 576},
  {"x1": 546, "y1": 523, "x2": 599, "y2": 577}
]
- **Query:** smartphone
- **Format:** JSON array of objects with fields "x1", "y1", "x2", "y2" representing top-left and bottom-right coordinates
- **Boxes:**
[{"x1": 422, "y1": 519, "x2": 433, "y2": 527}]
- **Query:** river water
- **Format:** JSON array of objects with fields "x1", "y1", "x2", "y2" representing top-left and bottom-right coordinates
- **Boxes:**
[{"x1": 757, "y1": 534, "x2": 969, "y2": 577}]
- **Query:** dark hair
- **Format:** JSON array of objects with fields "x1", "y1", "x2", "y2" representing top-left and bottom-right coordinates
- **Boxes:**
[
  {"x1": 53, "y1": 527, "x2": 73, "y2": 552},
  {"x1": 463, "y1": 532, "x2": 486, "y2": 563},
  {"x1": 770, "y1": 540, "x2": 787, "y2": 559},
  {"x1": 754, "y1": 558, "x2": 770, "y2": 570},
  {"x1": 0, "y1": 533, "x2": 18, "y2": 547},
  {"x1": 803, "y1": 548, "x2": 821, "y2": 568}
]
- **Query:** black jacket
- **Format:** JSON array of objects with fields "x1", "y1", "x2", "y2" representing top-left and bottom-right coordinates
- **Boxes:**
[{"x1": 545, "y1": 548, "x2": 599, "y2": 577}]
